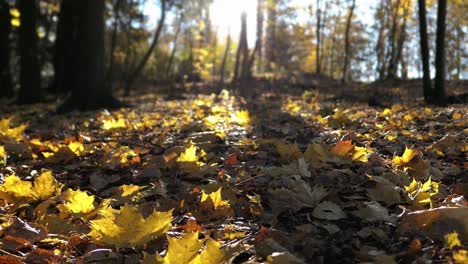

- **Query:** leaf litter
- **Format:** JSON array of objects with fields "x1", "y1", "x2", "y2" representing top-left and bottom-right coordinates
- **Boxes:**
[{"x1": 0, "y1": 90, "x2": 466, "y2": 263}]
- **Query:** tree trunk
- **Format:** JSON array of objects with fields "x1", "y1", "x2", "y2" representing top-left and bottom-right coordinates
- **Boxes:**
[
  {"x1": 233, "y1": 13, "x2": 247, "y2": 83},
  {"x1": 375, "y1": 0, "x2": 388, "y2": 80},
  {"x1": 342, "y1": 0, "x2": 355, "y2": 83},
  {"x1": 17, "y1": 0, "x2": 41, "y2": 104},
  {"x1": 124, "y1": 0, "x2": 167, "y2": 96},
  {"x1": 58, "y1": 0, "x2": 121, "y2": 112},
  {"x1": 106, "y1": 0, "x2": 123, "y2": 90},
  {"x1": 386, "y1": 0, "x2": 401, "y2": 79},
  {"x1": 165, "y1": 11, "x2": 183, "y2": 80},
  {"x1": 0, "y1": 0, "x2": 13, "y2": 98},
  {"x1": 315, "y1": 0, "x2": 321, "y2": 75},
  {"x1": 240, "y1": 13, "x2": 250, "y2": 81},
  {"x1": 418, "y1": 0, "x2": 432, "y2": 103},
  {"x1": 433, "y1": 0, "x2": 447, "y2": 105},
  {"x1": 219, "y1": 33, "x2": 231, "y2": 88},
  {"x1": 256, "y1": 0, "x2": 264, "y2": 74},
  {"x1": 265, "y1": 0, "x2": 277, "y2": 72},
  {"x1": 52, "y1": 0, "x2": 75, "y2": 95}
]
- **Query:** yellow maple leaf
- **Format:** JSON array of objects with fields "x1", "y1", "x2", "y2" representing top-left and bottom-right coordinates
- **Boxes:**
[
  {"x1": 404, "y1": 177, "x2": 439, "y2": 208},
  {"x1": 178, "y1": 145, "x2": 198, "y2": 162},
  {"x1": 102, "y1": 117, "x2": 126, "y2": 130},
  {"x1": 445, "y1": 231, "x2": 462, "y2": 249},
  {"x1": 0, "y1": 171, "x2": 62, "y2": 204},
  {"x1": 177, "y1": 144, "x2": 205, "y2": 171},
  {"x1": 67, "y1": 141, "x2": 84, "y2": 156},
  {"x1": 231, "y1": 110, "x2": 250, "y2": 126},
  {"x1": 453, "y1": 250, "x2": 468, "y2": 264},
  {"x1": 57, "y1": 189, "x2": 95, "y2": 215},
  {"x1": 393, "y1": 147, "x2": 418, "y2": 166},
  {"x1": 0, "y1": 117, "x2": 27, "y2": 141},
  {"x1": 352, "y1": 146, "x2": 369, "y2": 162},
  {"x1": 147, "y1": 233, "x2": 226, "y2": 264},
  {"x1": 201, "y1": 187, "x2": 230, "y2": 209},
  {"x1": 89, "y1": 204, "x2": 173, "y2": 248}
]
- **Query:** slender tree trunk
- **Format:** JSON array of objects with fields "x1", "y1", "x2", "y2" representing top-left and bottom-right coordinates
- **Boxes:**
[
  {"x1": 386, "y1": 0, "x2": 401, "y2": 79},
  {"x1": 316, "y1": 0, "x2": 321, "y2": 75},
  {"x1": 58, "y1": 0, "x2": 121, "y2": 112},
  {"x1": 165, "y1": 12, "x2": 183, "y2": 80},
  {"x1": 418, "y1": 0, "x2": 432, "y2": 103},
  {"x1": 124, "y1": 0, "x2": 167, "y2": 96},
  {"x1": 106, "y1": 0, "x2": 123, "y2": 90},
  {"x1": 17, "y1": 0, "x2": 41, "y2": 104},
  {"x1": 219, "y1": 33, "x2": 231, "y2": 88},
  {"x1": 375, "y1": 0, "x2": 387, "y2": 80},
  {"x1": 0, "y1": 0, "x2": 13, "y2": 98},
  {"x1": 433, "y1": 0, "x2": 447, "y2": 105},
  {"x1": 233, "y1": 14, "x2": 247, "y2": 83},
  {"x1": 455, "y1": 26, "x2": 461, "y2": 80},
  {"x1": 391, "y1": 0, "x2": 409, "y2": 79},
  {"x1": 240, "y1": 13, "x2": 250, "y2": 81},
  {"x1": 265, "y1": 0, "x2": 277, "y2": 72},
  {"x1": 256, "y1": 0, "x2": 265, "y2": 74},
  {"x1": 342, "y1": 0, "x2": 355, "y2": 83}
]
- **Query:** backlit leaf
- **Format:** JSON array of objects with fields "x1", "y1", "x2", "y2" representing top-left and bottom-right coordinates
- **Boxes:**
[{"x1": 89, "y1": 204, "x2": 172, "y2": 248}]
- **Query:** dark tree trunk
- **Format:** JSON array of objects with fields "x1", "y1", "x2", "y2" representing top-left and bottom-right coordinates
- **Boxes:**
[
  {"x1": 433, "y1": 0, "x2": 447, "y2": 105},
  {"x1": 106, "y1": 0, "x2": 123, "y2": 90},
  {"x1": 233, "y1": 13, "x2": 247, "y2": 83},
  {"x1": 219, "y1": 33, "x2": 231, "y2": 88},
  {"x1": 342, "y1": 0, "x2": 355, "y2": 83},
  {"x1": 316, "y1": 0, "x2": 321, "y2": 75},
  {"x1": 52, "y1": 0, "x2": 75, "y2": 94},
  {"x1": 386, "y1": 0, "x2": 401, "y2": 79},
  {"x1": 390, "y1": 1, "x2": 410, "y2": 80},
  {"x1": 375, "y1": 0, "x2": 388, "y2": 80},
  {"x1": 124, "y1": 0, "x2": 167, "y2": 96},
  {"x1": 240, "y1": 13, "x2": 250, "y2": 82},
  {"x1": 17, "y1": 0, "x2": 41, "y2": 104},
  {"x1": 256, "y1": 0, "x2": 264, "y2": 74},
  {"x1": 0, "y1": 0, "x2": 13, "y2": 98},
  {"x1": 417, "y1": 0, "x2": 432, "y2": 103},
  {"x1": 265, "y1": 0, "x2": 277, "y2": 72},
  {"x1": 58, "y1": 0, "x2": 121, "y2": 112}
]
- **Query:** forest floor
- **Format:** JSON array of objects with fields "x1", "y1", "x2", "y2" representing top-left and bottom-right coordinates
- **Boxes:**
[{"x1": 0, "y1": 81, "x2": 467, "y2": 263}]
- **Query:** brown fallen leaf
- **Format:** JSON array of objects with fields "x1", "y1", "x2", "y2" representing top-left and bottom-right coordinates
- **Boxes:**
[{"x1": 399, "y1": 206, "x2": 468, "y2": 241}]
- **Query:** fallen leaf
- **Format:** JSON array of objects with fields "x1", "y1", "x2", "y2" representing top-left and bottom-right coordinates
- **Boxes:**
[
  {"x1": 88, "y1": 204, "x2": 173, "y2": 247},
  {"x1": 312, "y1": 201, "x2": 346, "y2": 220}
]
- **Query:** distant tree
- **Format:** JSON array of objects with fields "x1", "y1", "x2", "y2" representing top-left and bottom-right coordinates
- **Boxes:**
[
  {"x1": 165, "y1": 10, "x2": 184, "y2": 79},
  {"x1": 125, "y1": 0, "x2": 168, "y2": 96},
  {"x1": 433, "y1": 0, "x2": 447, "y2": 105},
  {"x1": 255, "y1": 0, "x2": 265, "y2": 74},
  {"x1": 315, "y1": 0, "x2": 322, "y2": 75},
  {"x1": 59, "y1": 0, "x2": 122, "y2": 111},
  {"x1": 375, "y1": 0, "x2": 390, "y2": 80},
  {"x1": 342, "y1": 0, "x2": 355, "y2": 83},
  {"x1": 219, "y1": 32, "x2": 231, "y2": 87},
  {"x1": 417, "y1": 0, "x2": 432, "y2": 103},
  {"x1": 233, "y1": 12, "x2": 249, "y2": 83},
  {"x1": 106, "y1": 0, "x2": 124, "y2": 90},
  {"x1": 17, "y1": 0, "x2": 42, "y2": 104},
  {"x1": 0, "y1": 0, "x2": 13, "y2": 98},
  {"x1": 265, "y1": 0, "x2": 278, "y2": 72}
]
